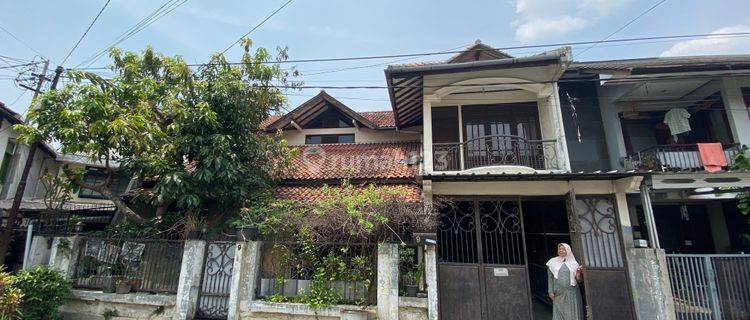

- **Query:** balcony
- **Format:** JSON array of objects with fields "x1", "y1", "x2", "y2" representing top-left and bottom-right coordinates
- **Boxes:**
[
  {"x1": 626, "y1": 143, "x2": 741, "y2": 172},
  {"x1": 433, "y1": 135, "x2": 560, "y2": 171}
]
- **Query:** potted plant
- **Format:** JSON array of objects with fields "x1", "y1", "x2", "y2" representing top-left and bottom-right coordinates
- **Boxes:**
[
  {"x1": 402, "y1": 271, "x2": 419, "y2": 297},
  {"x1": 102, "y1": 262, "x2": 127, "y2": 293},
  {"x1": 235, "y1": 225, "x2": 259, "y2": 241},
  {"x1": 115, "y1": 278, "x2": 131, "y2": 294},
  {"x1": 184, "y1": 214, "x2": 205, "y2": 239}
]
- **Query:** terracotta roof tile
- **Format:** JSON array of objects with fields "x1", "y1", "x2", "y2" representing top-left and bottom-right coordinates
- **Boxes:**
[
  {"x1": 284, "y1": 142, "x2": 420, "y2": 180},
  {"x1": 260, "y1": 115, "x2": 283, "y2": 130},
  {"x1": 359, "y1": 111, "x2": 395, "y2": 127},
  {"x1": 275, "y1": 184, "x2": 421, "y2": 202}
]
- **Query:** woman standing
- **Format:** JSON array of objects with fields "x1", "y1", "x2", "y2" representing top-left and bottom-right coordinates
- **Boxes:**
[{"x1": 546, "y1": 243, "x2": 584, "y2": 320}]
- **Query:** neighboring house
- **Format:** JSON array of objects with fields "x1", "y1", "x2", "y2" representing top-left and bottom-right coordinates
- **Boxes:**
[
  {"x1": 261, "y1": 91, "x2": 422, "y2": 202},
  {"x1": 569, "y1": 56, "x2": 750, "y2": 257},
  {"x1": 384, "y1": 41, "x2": 647, "y2": 319}
]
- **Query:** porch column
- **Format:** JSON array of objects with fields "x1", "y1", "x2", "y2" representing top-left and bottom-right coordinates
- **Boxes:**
[
  {"x1": 625, "y1": 248, "x2": 676, "y2": 320},
  {"x1": 538, "y1": 83, "x2": 571, "y2": 171},
  {"x1": 228, "y1": 240, "x2": 261, "y2": 319},
  {"x1": 423, "y1": 96, "x2": 434, "y2": 173},
  {"x1": 173, "y1": 239, "x2": 207, "y2": 320},
  {"x1": 720, "y1": 77, "x2": 750, "y2": 146},
  {"x1": 598, "y1": 86, "x2": 629, "y2": 170},
  {"x1": 639, "y1": 182, "x2": 660, "y2": 249},
  {"x1": 25, "y1": 234, "x2": 52, "y2": 268},
  {"x1": 425, "y1": 243, "x2": 438, "y2": 320},
  {"x1": 377, "y1": 242, "x2": 399, "y2": 320},
  {"x1": 48, "y1": 236, "x2": 82, "y2": 278}
]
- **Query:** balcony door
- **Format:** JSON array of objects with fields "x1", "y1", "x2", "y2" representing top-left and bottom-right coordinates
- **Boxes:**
[{"x1": 462, "y1": 104, "x2": 542, "y2": 169}]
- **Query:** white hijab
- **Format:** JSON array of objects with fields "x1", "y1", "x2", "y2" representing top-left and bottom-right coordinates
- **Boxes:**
[{"x1": 546, "y1": 243, "x2": 580, "y2": 287}]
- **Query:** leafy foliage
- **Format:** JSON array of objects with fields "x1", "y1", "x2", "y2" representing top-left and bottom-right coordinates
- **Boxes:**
[
  {"x1": 8, "y1": 266, "x2": 71, "y2": 320},
  {"x1": 16, "y1": 39, "x2": 297, "y2": 224},
  {"x1": 245, "y1": 180, "x2": 438, "y2": 243},
  {"x1": 0, "y1": 269, "x2": 22, "y2": 320},
  {"x1": 732, "y1": 145, "x2": 750, "y2": 215}
]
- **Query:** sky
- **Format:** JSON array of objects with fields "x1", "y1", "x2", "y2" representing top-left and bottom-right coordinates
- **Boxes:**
[{"x1": 1, "y1": 0, "x2": 750, "y2": 119}]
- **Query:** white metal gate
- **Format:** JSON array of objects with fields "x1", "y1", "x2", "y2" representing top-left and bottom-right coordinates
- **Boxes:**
[
  {"x1": 196, "y1": 241, "x2": 236, "y2": 319},
  {"x1": 666, "y1": 254, "x2": 750, "y2": 320}
]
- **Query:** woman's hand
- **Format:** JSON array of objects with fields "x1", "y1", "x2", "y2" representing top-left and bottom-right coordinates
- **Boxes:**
[
  {"x1": 575, "y1": 266, "x2": 584, "y2": 281},
  {"x1": 549, "y1": 293, "x2": 555, "y2": 301}
]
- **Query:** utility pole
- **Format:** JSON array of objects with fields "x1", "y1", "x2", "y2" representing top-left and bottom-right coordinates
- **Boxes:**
[{"x1": 0, "y1": 63, "x2": 61, "y2": 264}]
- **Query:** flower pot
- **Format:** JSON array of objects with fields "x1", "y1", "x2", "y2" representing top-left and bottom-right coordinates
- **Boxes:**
[
  {"x1": 186, "y1": 230, "x2": 203, "y2": 240},
  {"x1": 236, "y1": 226, "x2": 258, "y2": 241},
  {"x1": 405, "y1": 284, "x2": 419, "y2": 297},
  {"x1": 115, "y1": 281, "x2": 131, "y2": 294},
  {"x1": 102, "y1": 276, "x2": 123, "y2": 293}
]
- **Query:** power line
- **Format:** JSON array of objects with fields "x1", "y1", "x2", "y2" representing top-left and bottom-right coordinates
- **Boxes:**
[
  {"x1": 76, "y1": 0, "x2": 188, "y2": 68},
  {"x1": 576, "y1": 0, "x2": 668, "y2": 58},
  {"x1": 0, "y1": 23, "x2": 47, "y2": 59},
  {"x1": 221, "y1": 0, "x2": 295, "y2": 54},
  {"x1": 75, "y1": 32, "x2": 750, "y2": 71},
  {"x1": 60, "y1": 0, "x2": 113, "y2": 66}
]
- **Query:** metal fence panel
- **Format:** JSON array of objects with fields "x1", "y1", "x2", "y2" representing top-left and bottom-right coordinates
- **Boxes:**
[
  {"x1": 666, "y1": 254, "x2": 750, "y2": 320},
  {"x1": 73, "y1": 237, "x2": 184, "y2": 294}
]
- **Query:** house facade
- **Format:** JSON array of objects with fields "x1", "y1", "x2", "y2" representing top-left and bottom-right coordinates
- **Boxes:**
[{"x1": 252, "y1": 42, "x2": 750, "y2": 319}]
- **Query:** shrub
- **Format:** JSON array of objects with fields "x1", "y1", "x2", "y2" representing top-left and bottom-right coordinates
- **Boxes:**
[
  {"x1": 10, "y1": 267, "x2": 71, "y2": 320},
  {"x1": 0, "y1": 269, "x2": 22, "y2": 320}
]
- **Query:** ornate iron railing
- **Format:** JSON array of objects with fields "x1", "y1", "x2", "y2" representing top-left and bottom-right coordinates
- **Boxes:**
[
  {"x1": 627, "y1": 143, "x2": 741, "y2": 172},
  {"x1": 72, "y1": 237, "x2": 184, "y2": 293},
  {"x1": 433, "y1": 135, "x2": 560, "y2": 171}
]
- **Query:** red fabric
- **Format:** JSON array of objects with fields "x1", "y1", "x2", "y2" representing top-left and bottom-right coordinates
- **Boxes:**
[{"x1": 697, "y1": 143, "x2": 727, "y2": 173}]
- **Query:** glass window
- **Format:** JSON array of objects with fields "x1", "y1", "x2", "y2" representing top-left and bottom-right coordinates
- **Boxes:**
[
  {"x1": 431, "y1": 107, "x2": 459, "y2": 143},
  {"x1": 78, "y1": 168, "x2": 131, "y2": 199},
  {"x1": 0, "y1": 141, "x2": 16, "y2": 183},
  {"x1": 303, "y1": 107, "x2": 354, "y2": 129},
  {"x1": 305, "y1": 134, "x2": 355, "y2": 144}
]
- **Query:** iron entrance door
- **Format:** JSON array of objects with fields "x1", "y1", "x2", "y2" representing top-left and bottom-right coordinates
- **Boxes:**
[
  {"x1": 196, "y1": 241, "x2": 236, "y2": 319},
  {"x1": 437, "y1": 198, "x2": 532, "y2": 320},
  {"x1": 566, "y1": 192, "x2": 635, "y2": 320}
]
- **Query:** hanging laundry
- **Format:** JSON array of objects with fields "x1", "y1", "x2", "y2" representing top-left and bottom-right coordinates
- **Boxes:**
[{"x1": 663, "y1": 108, "x2": 691, "y2": 135}]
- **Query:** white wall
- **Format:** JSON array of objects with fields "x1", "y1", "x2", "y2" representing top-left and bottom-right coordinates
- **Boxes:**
[{"x1": 279, "y1": 127, "x2": 420, "y2": 145}]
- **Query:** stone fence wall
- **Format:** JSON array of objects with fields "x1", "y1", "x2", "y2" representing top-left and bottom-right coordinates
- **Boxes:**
[{"x1": 31, "y1": 235, "x2": 437, "y2": 320}]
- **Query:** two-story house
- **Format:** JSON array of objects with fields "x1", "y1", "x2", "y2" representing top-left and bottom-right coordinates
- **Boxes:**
[{"x1": 384, "y1": 41, "x2": 645, "y2": 320}]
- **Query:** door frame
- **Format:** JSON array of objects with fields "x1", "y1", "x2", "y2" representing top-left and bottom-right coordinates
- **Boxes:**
[
  {"x1": 436, "y1": 196, "x2": 534, "y2": 320},
  {"x1": 567, "y1": 191, "x2": 637, "y2": 320}
]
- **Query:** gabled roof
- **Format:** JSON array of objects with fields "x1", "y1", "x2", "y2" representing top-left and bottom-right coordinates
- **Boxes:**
[
  {"x1": 446, "y1": 41, "x2": 513, "y2": 63},
  {"x1": 390, "y1": 40, "x2": 513, "y2": 68},
  {"x1": 0, "y1": 101, "x2": 56, "y2": 157},
  {"x1": 569, "y1": 54, "x2": 750, "y2": 74},
  {"x1": 282, "y1": 142, "x2": 420, "y2": 181},
  {"x1": 264, "y1": 91, "x2": 380, "y2": 131},
  {"x1": 261, "y1": 110, "x2": 395, "y2": 130}
]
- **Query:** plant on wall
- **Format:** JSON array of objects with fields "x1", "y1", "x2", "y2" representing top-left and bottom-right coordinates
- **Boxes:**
[
  {"x1": 732, "y1": 145, "x2": 750, "y2": 215},
  {"x1": 255, "y1": 180, "x2": 439, "y2": 309}
]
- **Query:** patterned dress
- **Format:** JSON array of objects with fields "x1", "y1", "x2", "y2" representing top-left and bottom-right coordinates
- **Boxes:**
[{"x1": 547, "y1": 265, "x2": 584, "y2": 320}]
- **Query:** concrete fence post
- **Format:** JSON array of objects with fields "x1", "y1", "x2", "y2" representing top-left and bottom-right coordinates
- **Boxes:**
[
  {"x1": 425, "y1": 244, "x2": 438, "y2": 320},
  {"x1": 377, "y1": 242, "x2": 399, "y2": 320},
  {"x1": 48, "y1": 236, "x2": 81, "y2": 278},
  {"x1": 26, "y1": 235, "x2": 52, "y2": 268},
  {"x1": 227, "y1": 240, "x2": 261, "y2": 320},
  {"x1": 173, "y1": 239, "x2": 207, "y2": 320},
  {"x1": 626, "y1": 248, "x2": 675, "y2": 320}
]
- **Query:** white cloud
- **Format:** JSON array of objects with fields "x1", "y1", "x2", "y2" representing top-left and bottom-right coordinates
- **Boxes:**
[
  {"x1": 515, "y1": 16, "x2": 589, "y2": 43},
  {"x1": 660, "y1": 25, "x2": 750, "y2": 57},
  {"x1": 512, "y1": 0, "x2": 631, "y2": 42}
]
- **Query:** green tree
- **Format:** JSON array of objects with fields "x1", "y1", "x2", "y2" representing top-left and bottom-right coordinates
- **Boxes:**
[
  {"x1": 16, "y1": 39, "x2": 296, "y2": 224},
  {"x1": 733, "y1": 145, "x2": 750, "y2": 215}
]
